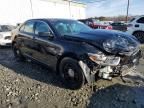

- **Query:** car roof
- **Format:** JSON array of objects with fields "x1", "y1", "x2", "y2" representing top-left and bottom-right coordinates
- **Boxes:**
[
  {"x1": 27, "y1": 18, "x2": 77, "y2": 22},
  {"x1": 134, "y1": 15, "x2": 144, "y2": 19}
]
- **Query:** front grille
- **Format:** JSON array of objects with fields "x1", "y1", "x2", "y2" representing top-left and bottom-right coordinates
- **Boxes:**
[
  {"x1": 6, "y1": 43, "x2": 11, "y2": 46},
  {"x1": 5, "y1": 36, "x2": 11, "y2": 40}
]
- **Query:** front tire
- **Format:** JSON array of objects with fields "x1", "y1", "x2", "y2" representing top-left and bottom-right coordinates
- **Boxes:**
[
  {"x1": 59, "y1": 57, "x2": 85, "y2": 90},
  {"x1": 12, "y1": 43, "x2": 25, "y2": 61},
  {"x1": 133, "y1": 31, "x2": 144, "y2": 43}
]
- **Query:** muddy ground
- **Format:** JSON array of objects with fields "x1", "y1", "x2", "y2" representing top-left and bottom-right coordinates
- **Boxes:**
[{"x1": 0, "y1": 47, "x2": 144, "y2": 108}]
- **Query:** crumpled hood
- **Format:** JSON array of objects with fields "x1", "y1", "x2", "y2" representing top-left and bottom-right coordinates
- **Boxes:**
[
  {"x1": 0, "y1": 32, "x2": 11, "y2": 37},
  {"x1": 64, "y1": 29, "x2": 140, "y2": 55}
]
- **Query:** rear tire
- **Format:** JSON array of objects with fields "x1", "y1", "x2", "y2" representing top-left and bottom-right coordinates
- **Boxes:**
[
  {"x1": 133, "y1": 31, "x2": 144, "y2": 43},
  {"x1": 59, "y1": 57, "x2": 85, "y2": 90},
  {"x1": 12, "y1": 43, "x2": 25, "y2": 61}
]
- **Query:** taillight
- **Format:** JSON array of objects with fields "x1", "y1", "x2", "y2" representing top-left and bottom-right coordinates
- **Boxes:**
[{"x1": 106, "y1": 26, "x2": 113, "y2": 30}]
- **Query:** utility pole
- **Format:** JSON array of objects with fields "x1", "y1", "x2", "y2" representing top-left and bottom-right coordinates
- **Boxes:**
[
  {"x1": 29, "y1": 0, "x2": 34, "y2": 18},
  {"x1": 126, "y1": 0, "x2": 130, "y2": 22},
  {"x1": 68, "y1": 1, "x2": 72, "y2": 18}
]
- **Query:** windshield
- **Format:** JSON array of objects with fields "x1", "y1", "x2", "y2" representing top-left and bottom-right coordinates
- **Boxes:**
[
  {"x1": 49, "y1": 20, "x2": 92, "y2": 36},
  {"x1": 0, "y1": 25, "x2": 14, "y2": 32}
]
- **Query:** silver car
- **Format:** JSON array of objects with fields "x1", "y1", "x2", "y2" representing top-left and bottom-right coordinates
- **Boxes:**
[{"x1": 0, "y1": 25, "x2": 15, "y2": 46}]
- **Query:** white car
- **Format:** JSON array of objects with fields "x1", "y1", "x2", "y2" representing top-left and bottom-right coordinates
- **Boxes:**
[
  {"x1": 0, "y1": 25, "x2": 15, "y2": 46},
  {"x1": 127, "y1": 15, "x2": 144, "y2": 43}
]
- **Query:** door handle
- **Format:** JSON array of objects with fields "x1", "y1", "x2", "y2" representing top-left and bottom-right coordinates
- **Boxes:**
[{"x1": 135, "y1": 24, "x2": 139, "y2": 27}]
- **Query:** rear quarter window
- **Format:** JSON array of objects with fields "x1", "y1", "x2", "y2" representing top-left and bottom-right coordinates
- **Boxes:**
[
  {"x1": 19, "y1": 24, "x2": 25, "y2": 32},
  {"x1": 129, "y1": 18, "x2": 135, "y2": 22}
]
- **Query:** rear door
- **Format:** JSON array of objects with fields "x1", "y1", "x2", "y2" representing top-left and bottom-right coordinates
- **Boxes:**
[
  {"x1": 32, "y1": 21, "x2": 58, "y2": 68},
  {"x1": 18, "y1": 20, "x2": 35, "y2": 57}
]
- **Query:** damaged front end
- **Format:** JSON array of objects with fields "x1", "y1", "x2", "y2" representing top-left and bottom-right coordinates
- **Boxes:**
[
  {"x1": 79, "y1": 35, "x2": 142, "y2": 84},
  {"x1": 79, "y1": 50, "x2": 141, "y2": 84},
  {"x1": 79, "y1": 53, "x2": 122, "y2": 84}
]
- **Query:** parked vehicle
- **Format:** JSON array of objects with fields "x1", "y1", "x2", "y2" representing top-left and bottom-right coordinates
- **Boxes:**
[
  {"x1": 111, "y1": 22, "x2": 127, "y2": 31},
  {"x1": 79, "y1": 18, "x2": 112, "y2": 30},
  {"x1": 127, "y1": 15, "x2": 144, "y2": 43},
  {"x1": 0, "y1": 25, "x2": 15, "y2": 46},
  {"x1": 12, "y1": 19, "x2": 141, "y2": 90}
]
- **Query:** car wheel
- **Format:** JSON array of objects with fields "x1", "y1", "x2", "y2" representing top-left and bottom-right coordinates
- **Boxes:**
[
  {"x1": 59, "y1": 57, "x2": 85, "y2": 90},
  {"x1": 133, "y1": 32, "x2": 144, "y2": 43},
  {"x1": 13, "y1": 43, "x2": 25, "y2": 61}
]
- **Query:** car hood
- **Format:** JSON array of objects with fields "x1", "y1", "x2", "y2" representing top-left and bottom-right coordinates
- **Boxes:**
[
  {"x1": 64, "y1": 29, "x2": 140, "y2": 55},
  {"x1": 0, "y1": 32, "x2": 11, "y2": 37}
]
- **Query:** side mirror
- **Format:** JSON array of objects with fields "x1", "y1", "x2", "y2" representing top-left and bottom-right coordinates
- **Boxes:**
[{"x1": 38, "y1": 32, "x2": 54, "y2": 38}]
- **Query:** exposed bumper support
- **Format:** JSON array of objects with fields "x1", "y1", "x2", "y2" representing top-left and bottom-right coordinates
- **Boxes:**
[{"x1": 79, "y1": 61, "x2": 95, "y2": 84}]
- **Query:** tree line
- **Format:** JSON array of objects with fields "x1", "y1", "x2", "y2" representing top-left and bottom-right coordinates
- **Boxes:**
[{"x1": 90, "y1": 15, "x2": 137, "y2": 22}]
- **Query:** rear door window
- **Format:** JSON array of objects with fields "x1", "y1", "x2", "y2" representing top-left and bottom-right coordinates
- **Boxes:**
[
  {"x1": 20, "y1": 21, "x2": 35, "y2": 34},
  {"x1": 137, "y1": 17, "x2": 144, "y2": 23}
]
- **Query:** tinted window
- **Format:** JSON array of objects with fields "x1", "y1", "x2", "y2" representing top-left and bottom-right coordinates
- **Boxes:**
[
  {"x1": 20, "y1": 21, "x2": 34, "y2": 34},
  {"x1": 35, "y1": 21, "x2": 50, "y2": 35},
  {"x1": 137, "y1": 17, "x2": 144, "y2": 23}
]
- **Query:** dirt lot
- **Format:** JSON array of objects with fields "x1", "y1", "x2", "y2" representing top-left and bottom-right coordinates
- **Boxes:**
[{"x1": 0, "y1": 47, "x2": 144, "y2": 108}]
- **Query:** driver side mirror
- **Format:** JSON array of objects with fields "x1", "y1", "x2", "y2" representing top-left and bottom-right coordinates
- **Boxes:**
[{"x1": 38, "y1": 31, "x2": 54, "y2": 39}]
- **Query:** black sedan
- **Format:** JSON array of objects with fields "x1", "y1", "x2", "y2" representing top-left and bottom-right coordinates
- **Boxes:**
[{"x1": 12, "y1": 18, "x2": 141, "y2": 90}]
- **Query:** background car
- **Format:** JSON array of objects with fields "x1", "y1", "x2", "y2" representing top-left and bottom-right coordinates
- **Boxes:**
[
  {"x1": 0, "y1": 25, "x2": 15, "y2": 46},
  {"x1": 78, "y1": 18, "x2": 113, "y2": 30},
  {"x1": 111, "y1": 22, "x2": 127, "y2": 31},
  {"x1": 127, "y1": 15, "x2": 144, "y2": 43}
]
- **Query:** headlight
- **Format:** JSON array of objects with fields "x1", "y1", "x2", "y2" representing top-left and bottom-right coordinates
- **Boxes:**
[
  {"x1": 88, "y1": 52, "x2": 120, "y2": 66},
  {"x1": 88, "y1": 52, "x2": 107, "y2": 63},
  {"x1": 0, "y1": 34, "x2": 3, "y2": 39},
  {"x1": 103, "y1": 36, "x2": 136, "y2": 54}
]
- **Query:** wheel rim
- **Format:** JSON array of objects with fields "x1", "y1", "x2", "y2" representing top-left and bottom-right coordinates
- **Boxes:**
[
  {"x1": 13, "y1": 44, "x2": 20, "y2": 57},
  {"x1": 62, "y1": 63, "x2": 80, "y2": 86}
]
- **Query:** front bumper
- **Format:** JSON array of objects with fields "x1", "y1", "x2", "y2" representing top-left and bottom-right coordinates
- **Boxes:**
[
  {"x1": 0, "y1": 39, "x2": 12, "y2": 46},
  {"x1": 79, "y1": 50, "x2": 142, "y2": 84}
]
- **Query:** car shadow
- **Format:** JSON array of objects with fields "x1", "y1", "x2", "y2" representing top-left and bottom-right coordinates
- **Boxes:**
[
  {"x1": 87, "y1": 83, "x2": 144, "y2": 108},
  {"x1": 0, "y1": 48, "x2": 65, "y2": 89}
]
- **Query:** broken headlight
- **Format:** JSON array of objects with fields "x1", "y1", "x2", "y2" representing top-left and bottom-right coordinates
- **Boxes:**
[
  {"x1": 88, "y1": 52, "x2": 120, "y2": 66},
  {"x1": 88, "y1": 52, "x2": 107, "y2": 62}
]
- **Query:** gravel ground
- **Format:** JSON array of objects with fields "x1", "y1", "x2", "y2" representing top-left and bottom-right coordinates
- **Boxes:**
[{"x1": 0, "y1": 47, "x2": 144, "y2": 108}]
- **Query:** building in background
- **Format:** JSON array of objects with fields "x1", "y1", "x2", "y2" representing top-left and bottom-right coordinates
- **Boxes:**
[{"x1": 0, "y1": 0, "x2": 86, "y2": 25}]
